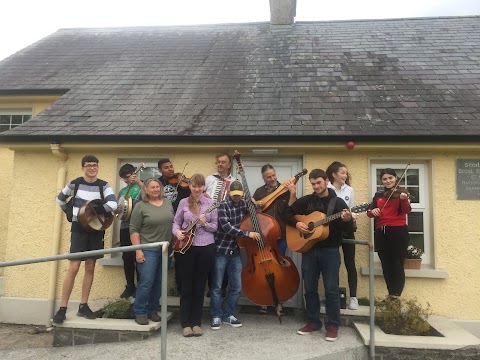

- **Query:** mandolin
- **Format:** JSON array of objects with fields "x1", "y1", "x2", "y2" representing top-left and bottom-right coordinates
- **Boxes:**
[
  {"x1": 257, "y1": 168, "x2": 307, "y2": 212},
  {"x1": 286, "y1": 202, "x2": 370, "y2": 253},
  {"x1": 172, "y1": 202, "x2": 219, "y2": 255}
]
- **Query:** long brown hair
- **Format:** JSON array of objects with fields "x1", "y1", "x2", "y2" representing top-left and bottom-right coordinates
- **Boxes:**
[{"x1": 187, "y1": 173, "x2": 205, "y2": 215}]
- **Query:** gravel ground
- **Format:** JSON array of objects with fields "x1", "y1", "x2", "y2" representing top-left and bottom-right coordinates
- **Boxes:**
[{"x1": 0, "y1": 324, "x2": 53, "y2": 350}]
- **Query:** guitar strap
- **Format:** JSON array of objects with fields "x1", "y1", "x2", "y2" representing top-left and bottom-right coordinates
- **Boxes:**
[{"x1": 327, "y1": 197, "x2": 337, "y2": 217}]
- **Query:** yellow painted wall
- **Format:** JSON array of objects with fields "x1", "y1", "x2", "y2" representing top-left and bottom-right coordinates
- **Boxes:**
[
  {"x1": 2, "y1": 145, "x2": 480, "y2": 320},
  {"x1": 0, "y1": 148, "x2": 13, "y2": 275},
  {"x1": 0, "y1": 95, "x2": 61, "y2": 276}
]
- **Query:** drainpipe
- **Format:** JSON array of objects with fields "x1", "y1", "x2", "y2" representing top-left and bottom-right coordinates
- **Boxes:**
[{"x1": 48, "y1": 143, "x2": 68, "y2": 327}]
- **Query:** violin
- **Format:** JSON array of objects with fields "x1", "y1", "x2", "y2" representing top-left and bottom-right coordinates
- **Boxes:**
[
  {"x1": 168, "y1": 173, "x2": 190, "y2": 188},
  {"x1": 384, "y1": 185, "x2": 411, "y2": 199}
]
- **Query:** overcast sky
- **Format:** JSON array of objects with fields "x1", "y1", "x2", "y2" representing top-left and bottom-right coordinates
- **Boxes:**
[{"x1": 1, "y1": 0, "x2": 479, "y2": 61}]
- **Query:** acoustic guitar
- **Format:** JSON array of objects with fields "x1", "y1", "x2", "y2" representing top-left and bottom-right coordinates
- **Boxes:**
[
  {"x1": 286, "y1": 202, "x2": 370, "y2": 253},
  {"x1": 172, "y1": 202, "x2": 219, "y2": 255}
]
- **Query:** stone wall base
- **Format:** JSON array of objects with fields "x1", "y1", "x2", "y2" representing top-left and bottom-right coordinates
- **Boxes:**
[{"x1": 53, "y1": 327, "x2": 155, "y2": 347}]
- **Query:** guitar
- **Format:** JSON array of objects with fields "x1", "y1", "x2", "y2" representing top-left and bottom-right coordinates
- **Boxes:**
[
  {"x1": 286, "y1": 202, "x2": 370, "y2": 253},
  {"x1": 172, "y1": 202, "x2": 219, "y2": 255}
]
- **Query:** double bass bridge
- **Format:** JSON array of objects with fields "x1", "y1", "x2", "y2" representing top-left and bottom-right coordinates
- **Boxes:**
[{"x1": 259, "y1": 258, "x2": 273, "y2": 264}]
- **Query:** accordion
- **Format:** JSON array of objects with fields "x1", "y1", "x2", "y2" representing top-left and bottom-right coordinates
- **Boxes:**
[{"x1": 212, "y1": 178, "x2": 231, "y2": 203}]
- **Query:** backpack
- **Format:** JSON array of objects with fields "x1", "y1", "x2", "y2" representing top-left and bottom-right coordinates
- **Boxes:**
[{"x1": 65, "y1": 179, "x2": 81, "y2": 222}]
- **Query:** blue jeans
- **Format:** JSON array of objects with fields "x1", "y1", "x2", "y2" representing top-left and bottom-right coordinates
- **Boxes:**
[
  {"x1": 210, "y1": 255, "x2": 242, "y2": 319},
  {"x1": 133, "y1": 248, "x2": 163, "y2": 316},
  {"x1": 302, "y1": 246, "x2": 341, "y2": 329}
]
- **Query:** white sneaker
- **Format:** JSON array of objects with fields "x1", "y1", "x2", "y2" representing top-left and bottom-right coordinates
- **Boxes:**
[{"x1": 348, "y1": 297, "x2": 359, "y2": 310}]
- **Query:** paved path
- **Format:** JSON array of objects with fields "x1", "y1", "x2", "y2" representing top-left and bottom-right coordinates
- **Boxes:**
[{"x1": 0, "y1": 312, "x2": 367, "y2": 360}]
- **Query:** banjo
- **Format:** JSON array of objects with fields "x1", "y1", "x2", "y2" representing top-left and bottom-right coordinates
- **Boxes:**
[{"x1": 116, "y1": 163, "x2": 145, "y2": 221}]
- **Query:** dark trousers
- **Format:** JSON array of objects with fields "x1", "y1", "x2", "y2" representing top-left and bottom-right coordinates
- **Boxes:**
[
  {"x1": 120, "y1": 228, "x2": 139, "y2": 288},
  {"x1": 375, "y1": 226, "x2": 409, "y2": 296},
  {"x1": 175, "y1": 244, "x2": 215, "y2": 328},
  {"x1": 302, "y1": 246, "x2": 341, "y2": 329},
  {"x1": 342, "y1": 231, "x2": 357, "y2": 297}
]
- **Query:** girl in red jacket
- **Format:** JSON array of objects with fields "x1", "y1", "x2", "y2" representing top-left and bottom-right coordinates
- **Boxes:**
[{"x1": 367, "y1": 168, "x2": 411, "y2": 297}]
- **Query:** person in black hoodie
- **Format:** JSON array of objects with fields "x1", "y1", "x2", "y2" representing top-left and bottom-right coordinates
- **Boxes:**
[{"x1": 284, "y1": 169, "x2": 353, "y2": 342}]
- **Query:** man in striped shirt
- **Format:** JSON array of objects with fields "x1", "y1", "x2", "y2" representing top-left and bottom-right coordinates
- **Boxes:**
[
  {"x1": 53, "y1": 155, "x2": 117, "y2": 324},
  {"x1": 210, "y1": 180, "x2": 260, "y2": 330}
]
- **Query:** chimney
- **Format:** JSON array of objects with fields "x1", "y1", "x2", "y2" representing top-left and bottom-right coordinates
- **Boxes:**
[{"x1": 270, "y1": 0, "x2": 296, "y2": 25}]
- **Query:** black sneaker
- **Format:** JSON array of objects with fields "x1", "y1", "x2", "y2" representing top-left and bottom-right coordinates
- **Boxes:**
[
  {"x1": 120, "y1": 285, "x2": 136, "y2": 299},
  {"x1": 52, "y1": 307, "x2": 67, "y2": 324},
  {"x1": 77, "y1": 303, "x2": 96, "y2": 319}
]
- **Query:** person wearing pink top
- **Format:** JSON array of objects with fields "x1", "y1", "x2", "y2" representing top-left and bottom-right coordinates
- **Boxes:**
[{"x1": 173, "y1": 174, "x2": 218, "y2": 337}]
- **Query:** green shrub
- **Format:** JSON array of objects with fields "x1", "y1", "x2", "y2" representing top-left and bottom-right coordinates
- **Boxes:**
[
  {"x1": 101, "y1": 299, "x2": 133, "y2": 319},
  {"x1": 375, "y1": 297, "x2": 432, "y2": 335},
  {"x1": 358, "y1": 297, "x2": 379, "y2": 306}
]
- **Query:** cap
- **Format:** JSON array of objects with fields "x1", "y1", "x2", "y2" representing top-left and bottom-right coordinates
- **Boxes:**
[{"x1": 229, "y1": 180, "x2": 244, "y2": 197}]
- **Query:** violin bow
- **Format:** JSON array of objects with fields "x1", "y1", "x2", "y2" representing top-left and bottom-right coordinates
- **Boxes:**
[
  {"x1": 379, "y1": 163, "x2": 410, "y2": 213},
  {"x1": 175, "y1": 163, "x2": 188, "y2": 190}
]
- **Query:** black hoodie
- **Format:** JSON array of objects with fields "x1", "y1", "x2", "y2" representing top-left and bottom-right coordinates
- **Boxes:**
[{"x1": 284, "y1": 188, "x2": 353, "y2": 248}]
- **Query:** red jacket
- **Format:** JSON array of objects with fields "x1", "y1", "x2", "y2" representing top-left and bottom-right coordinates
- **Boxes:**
[{"x1": 367, "y1": 192, "x2": 411, "y2": 229}]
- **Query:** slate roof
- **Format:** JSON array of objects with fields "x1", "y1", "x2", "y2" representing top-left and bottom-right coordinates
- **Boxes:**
[{"x1": 0, "y1": 16, "x2": 480, "y2": 142}]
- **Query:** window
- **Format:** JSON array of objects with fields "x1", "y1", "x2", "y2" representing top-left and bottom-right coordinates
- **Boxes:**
[
  {"x1": 0, "y1": 110, "x2": 32, "y2": 133},
  {"x1": 370, "y1": 162, "x2": 431, "y2": 264}
]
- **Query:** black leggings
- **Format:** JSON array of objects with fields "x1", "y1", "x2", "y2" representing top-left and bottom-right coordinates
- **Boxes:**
[
  {"x1": 342, "y1": 231, "x2": 357, "y2": 297},
  {"x1": 120, "y1": 228, "x2": 139, "y2": 287},
  {"x1": 375, "y1": 226, "x2": 409, "y2": 296}
]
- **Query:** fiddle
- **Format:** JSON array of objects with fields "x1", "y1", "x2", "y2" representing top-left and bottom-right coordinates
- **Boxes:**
[
  {"x1": 383, "y1": 186, "x2": 411, "y2": 199},
  {"x1": 168, "y1": 173, "x2": 190, "y2": 188}
]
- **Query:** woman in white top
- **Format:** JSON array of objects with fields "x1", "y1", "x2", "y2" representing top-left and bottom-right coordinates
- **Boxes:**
[{"x1": 326, "y1": 161, "x2": 358, "y2": 310}]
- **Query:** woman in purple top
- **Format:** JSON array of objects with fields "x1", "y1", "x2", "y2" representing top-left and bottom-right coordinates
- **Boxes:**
[{"x1": 173, "y1": 173, "x2": 218, "y2": 337}]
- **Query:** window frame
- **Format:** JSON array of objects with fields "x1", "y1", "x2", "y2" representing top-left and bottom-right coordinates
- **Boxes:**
[{"x1": 0, "y1": 109, "x2": 32, "y2": 133}]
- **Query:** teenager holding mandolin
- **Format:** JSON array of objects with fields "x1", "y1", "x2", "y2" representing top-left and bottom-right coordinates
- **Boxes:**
[
  {"x1": 284, "y1": 169, "x2": 353, "y2": 341},
  {"x1": 53, "y1": 155, "x2": 117, "y2": 324},
  {"x1": 173, "y1": 174, "x2": 218, "y2": 337}
]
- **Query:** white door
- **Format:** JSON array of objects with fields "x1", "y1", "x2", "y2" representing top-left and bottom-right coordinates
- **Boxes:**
[{"x1": 232, "y1": 156, "x2": 304, "y2": 309}]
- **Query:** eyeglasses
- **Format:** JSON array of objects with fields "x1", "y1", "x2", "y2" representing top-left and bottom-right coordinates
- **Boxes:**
[{"x1": 83, "y1": 164, "x2": 98, "y2": 169}]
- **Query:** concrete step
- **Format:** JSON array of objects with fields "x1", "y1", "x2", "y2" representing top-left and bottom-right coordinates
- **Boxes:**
[
  {"x1": 0, "y1": 276, "x2": 3, "y2": 297},
  {"x1": 52, "y1": 310, "x2": 173, "y2": 347}
]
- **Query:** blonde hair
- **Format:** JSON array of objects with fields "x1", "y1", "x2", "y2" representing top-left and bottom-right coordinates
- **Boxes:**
[
  {"x1": 187, "y1": 174, "x2": 205, "y2": 215},
  {"x1": 141, "y1": 178, "x2": 162, "y2": 202}
]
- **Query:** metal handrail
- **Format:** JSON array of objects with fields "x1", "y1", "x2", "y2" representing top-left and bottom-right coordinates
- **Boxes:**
[
  {"x1": 0, "y1": 242, "x2": 169, "y2": 360},
  {"x1": 342, "y1": 238, "x2": 375, "y2": 360}
]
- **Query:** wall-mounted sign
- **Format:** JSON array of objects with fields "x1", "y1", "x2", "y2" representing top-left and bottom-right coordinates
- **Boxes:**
[{"x1": 456, "y1": 159, "x2": 480, "y2": 200}]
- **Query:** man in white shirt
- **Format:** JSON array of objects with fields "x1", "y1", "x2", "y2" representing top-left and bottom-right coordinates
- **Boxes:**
[{"x1": 205, "y1": 152, "x2": 236, "y2": 202}]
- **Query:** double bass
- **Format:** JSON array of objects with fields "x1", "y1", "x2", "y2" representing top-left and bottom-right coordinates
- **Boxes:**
[{"x1": 233, "y1": 151, "x2": 299, "y2": 320}]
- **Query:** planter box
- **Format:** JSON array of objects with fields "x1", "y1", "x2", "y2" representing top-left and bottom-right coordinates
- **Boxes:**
[{"x1": 404, "y1": 258, "x2": 422, "y2": 269}]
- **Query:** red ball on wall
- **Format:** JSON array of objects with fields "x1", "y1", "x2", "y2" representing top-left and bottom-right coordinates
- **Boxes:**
[{"x1": 346, "y1": 141, "x2": 355, "y2": 150}]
